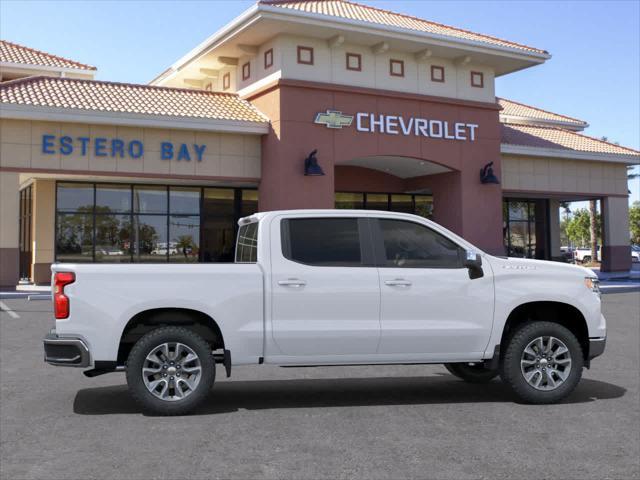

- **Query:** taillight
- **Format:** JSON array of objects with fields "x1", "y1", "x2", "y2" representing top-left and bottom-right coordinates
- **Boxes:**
[{"x1": 54, "y1": 272, "x2": 75, "y2": 319}]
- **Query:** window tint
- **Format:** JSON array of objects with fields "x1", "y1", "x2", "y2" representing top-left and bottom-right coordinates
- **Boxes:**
[
  {"x1": 284, "y1": 218, "x2": 362, "y2": 266},
  {"x1": 236, "y1": 222, "x2": 258, "y2": 263},
  {"x1": 379, "y1": 219, "x2": 462, "y2": 268}
]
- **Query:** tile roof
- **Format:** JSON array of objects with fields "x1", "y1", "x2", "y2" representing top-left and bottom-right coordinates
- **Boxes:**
[
  {"x1": 0, "y1": 76, "x2": 269, "y2": 123},
  {"x1": 501, "y1": 123, "x2": 639, "y2": 157},
  {"x1": 0, "y1": 40, "x2": 96, "y2": 71},
  {"x1": 260, "y1": 0, "x2": 547, "y2": 55},
  {"x1": 498, "y1": 98, "x2": 587, "y2": 127}
]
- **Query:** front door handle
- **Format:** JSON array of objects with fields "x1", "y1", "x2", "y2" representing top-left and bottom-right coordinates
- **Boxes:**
[
  {"x1": 278, "y1": 278, "x2": 307, "y2": 287},
  {"x1": 384, "y1": 279, "x2": 412, "y2": 287}
]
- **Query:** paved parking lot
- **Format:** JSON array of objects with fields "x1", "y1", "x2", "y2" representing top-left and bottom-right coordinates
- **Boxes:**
[{"x1": 1, "y1": 292, "x2": 639, "y2": 480}]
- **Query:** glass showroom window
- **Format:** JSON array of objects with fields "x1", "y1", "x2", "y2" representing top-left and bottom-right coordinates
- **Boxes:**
[
  {"x1": 503, "y1": 199, "x2": 536, "y2": 258},
  {"x1": 55, "y1": 183, "x2": 257, "y2": 263},
  {"x1": 334, "y1": 192, "x2": 433, "y2": 218},
  {"x1": 56, "y1": 183, "x2": 95, "y2": 263}
]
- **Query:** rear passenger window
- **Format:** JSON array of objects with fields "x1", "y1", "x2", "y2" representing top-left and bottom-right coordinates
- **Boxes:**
[
  {"x1": 283, "y1": 218, "x2": 362, "y2": 266},
  {"x1": 379, "y1": 219, "x2": 462, "y2": 268},
  {"x1": 235, "y1": 222, "x2": 258, "y2": 263}
]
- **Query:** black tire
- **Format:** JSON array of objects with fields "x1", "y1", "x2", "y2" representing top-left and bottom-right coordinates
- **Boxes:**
[
  {"x1": 500, "y1": 321, "x2": 583, "y2": 404},
  {"x1": 444, "y1": 363, "x2": 498, "y2": 383},
  {"x1": 126, "y1": 326, "x2": 215, "y2": 415},
  {"x1": 582, "y1": 256, "x2": 591, "y2": 264}
]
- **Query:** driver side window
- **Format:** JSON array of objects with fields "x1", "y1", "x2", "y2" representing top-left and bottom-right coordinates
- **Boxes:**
[{"x1": 379, "y1": 219, "x2": 463, "y2": 268}]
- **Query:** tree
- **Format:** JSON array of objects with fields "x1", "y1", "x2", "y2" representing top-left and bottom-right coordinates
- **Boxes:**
[
  {"x1": 630, "y1": 201, "x2": 640, "y2": 245},
  {"x1": 566, "y1": 209, "x2": 601, "y2": 247}
]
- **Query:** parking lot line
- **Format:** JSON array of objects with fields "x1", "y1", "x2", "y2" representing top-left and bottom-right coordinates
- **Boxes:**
[{"x1": 0, "y1": 300, "x2": 20, "y2": 319}]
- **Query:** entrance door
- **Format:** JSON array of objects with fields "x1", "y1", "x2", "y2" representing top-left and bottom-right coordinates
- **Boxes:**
[
  {"x1": 269, "y1": 216, "x2": 380, "y2": 358},
  {"x1": 373, "y1": 217, "x2": 494, "y2": 359}
]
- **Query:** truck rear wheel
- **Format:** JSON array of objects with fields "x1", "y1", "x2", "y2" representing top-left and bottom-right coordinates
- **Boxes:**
[
  {"x1": 500, "y1": 321, "x2": 583, "y2": 404},
  {"x1": 444, "y1": 363, "x2": 498, "y2": 383},
  {"x1": 126, "y1": 326, "x2": 215, "y2": 415}
]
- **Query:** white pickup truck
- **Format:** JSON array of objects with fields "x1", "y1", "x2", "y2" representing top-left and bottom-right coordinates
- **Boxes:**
[
  {"x1": 44, "y1": 210, "x2": 606, "y2": 415},
  {"x1": 573, "y1": 247, "x2": 601, "y2": 264}
]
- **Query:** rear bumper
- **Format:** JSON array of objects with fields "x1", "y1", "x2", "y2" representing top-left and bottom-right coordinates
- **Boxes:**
[
  {"x1": 588, "y1": 337, "x2": 606, "y2": 361},
  {"x1": 43, "y1": 331, "x2": 91, "y2": 367}
]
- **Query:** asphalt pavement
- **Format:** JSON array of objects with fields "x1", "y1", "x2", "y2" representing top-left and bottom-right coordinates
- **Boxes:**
[{"x1": 1, "y1": 292, "x2": 638, "y2": 480}]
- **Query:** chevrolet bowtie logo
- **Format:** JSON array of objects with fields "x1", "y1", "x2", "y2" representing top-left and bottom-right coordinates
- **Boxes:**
[{"x1": 314, "y1": 110, "x2": 354, "y2": 129}]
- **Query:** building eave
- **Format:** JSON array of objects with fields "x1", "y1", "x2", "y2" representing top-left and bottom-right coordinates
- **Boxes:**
[
  {"x1": 500, "y1": 144, "x2": 640, "y2": 165},
  {"x1": 500, "y1": 115, "x2": 588, "y2": 132},
  {"x1": 0, "y1": 61, "x2": 95, "y2": 76},
  {"x1": 150, "y1": 2, "x2": 550, "y2": 85},
  {"x1": 149, "y1": 3, "x2": 261, "y2": 85},
  {"x1": 258, "y1": 4, "x2": 550, "y2": 62},
  {"x1": 0, "y1": 103, "x2": 270, "y2": 134}
]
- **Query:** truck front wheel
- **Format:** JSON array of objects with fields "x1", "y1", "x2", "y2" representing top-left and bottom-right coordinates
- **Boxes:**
[
  {"x1": 126, "y1": 326, "x2": 215, "y2": 415},
  {"x1": 500, "y1": 321, "x2": 583, "y2": 404},
  {"x1": 444, "y1": 363, "x2": 498, "y2": 383}
]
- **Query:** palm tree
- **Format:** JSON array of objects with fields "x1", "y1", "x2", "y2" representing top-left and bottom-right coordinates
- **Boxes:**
[{"x1": 589, "y1": 200, "x2": 598, "y2": 263}]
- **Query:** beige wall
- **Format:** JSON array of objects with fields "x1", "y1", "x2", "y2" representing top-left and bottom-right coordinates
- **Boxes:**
[
  {"x1": 0, "y1": 171, "x2": 19, "y2": 286},
  {"x1": 501, "y1": 155, "x2": 628, "y2": 195},
  {"x1": 602, "y1": 196, "x2": 631, "y2": 246},
  {"x1": 0, "y1": 171, "x2": 19, "y2": 249},
  {"x1": 0, "y1": 119, "x2": 261, "y2": 179},
  {"x1": 32, "y1": 179, "x2": 55, "y2": 264},
  {"x1": 235, "y1": 35, "x2": 495, "y2": 102}
]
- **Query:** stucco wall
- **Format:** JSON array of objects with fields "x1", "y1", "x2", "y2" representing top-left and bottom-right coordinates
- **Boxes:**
[
  {"x1": 238, "y1": 35, "x2": 495, "y2": 103},
  {"x1": 0, "y1": 171, "x2": 19, "y2": 286},
  {"x1": 501, "y1": 155, "x2": 628, "y2": 196},
  {"x1": 0, "y1": 119, "x2": 261, "y2": 180},
  {"x1": 31, "y1": 179, "x2": 55, "y2": 284}
]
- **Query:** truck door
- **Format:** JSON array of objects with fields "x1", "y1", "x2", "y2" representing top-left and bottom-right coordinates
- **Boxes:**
[
  {"x1": 269, "y1": 216, "x2": 380, "y2": 358},
  {"x1": 373, "y1": 217, "x2": 494, "y2": 359}
]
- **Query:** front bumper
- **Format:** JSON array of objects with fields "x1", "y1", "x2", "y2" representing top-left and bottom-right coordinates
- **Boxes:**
[
  {"x1": 588, "y1": 337, "x2": 606, "y2": 361},
  {"x1": 43, "y1": 330, "x2": 91, "y2": 367}
]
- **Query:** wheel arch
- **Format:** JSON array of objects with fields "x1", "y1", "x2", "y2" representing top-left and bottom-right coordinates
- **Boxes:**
[
  {"x1": 500, "y1": 301, "x2": 590, "y2": 361},
  {"x1": 117, "y1": 308, "x2": 225, "y2": 366}
]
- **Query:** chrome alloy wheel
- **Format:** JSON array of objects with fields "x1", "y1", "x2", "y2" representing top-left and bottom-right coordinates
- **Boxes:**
[
  {"x1": 520, "y1": 336, "x2": 572, "y2": 391},
  {"x1": 142, "y1": 342, "x2": 202, "y2": 401}
]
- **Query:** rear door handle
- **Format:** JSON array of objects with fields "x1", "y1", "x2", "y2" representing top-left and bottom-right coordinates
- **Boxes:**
[
  {"x1": 384, "y1": 279, "x2": 412, "y2": 287},
  {"x1": 278, "y1": 278, "x2": 307, "y2": 287}
]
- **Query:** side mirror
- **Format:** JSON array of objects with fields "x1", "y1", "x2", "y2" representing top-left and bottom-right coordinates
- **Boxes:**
[{"x1": 463, "y1": 250, "x2": 484, "y2": 279}]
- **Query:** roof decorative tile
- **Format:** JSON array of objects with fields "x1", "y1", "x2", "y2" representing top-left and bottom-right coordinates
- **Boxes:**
[
  {"x1": 0, "y1": 40, "x2": 96, "y2": 71},
  {"x1": 260, "y1": 0, "x2": 547, "y2": 54},
  {"x1": 0, "y1": 76, "x2": 269, "y2": 123},
  {"x1": 501, "y1": 123, "x2": 639, "y2": 156},
  {"x1": 498, "y1": 98, "x2": 587, "y2": 127}
]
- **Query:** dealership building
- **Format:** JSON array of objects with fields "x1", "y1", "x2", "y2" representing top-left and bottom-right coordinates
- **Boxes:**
[{"x1": 1, "y1": 0, "x2": 638, "y2": 287}]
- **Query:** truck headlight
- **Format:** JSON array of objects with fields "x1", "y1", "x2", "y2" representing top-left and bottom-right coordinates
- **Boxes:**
[{"x1": 584, "y1": 277, "x2": 601, "y2": 298}]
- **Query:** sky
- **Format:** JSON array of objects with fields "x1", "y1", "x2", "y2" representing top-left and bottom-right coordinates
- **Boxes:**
[{"x1": 1, "y1": 0, "x2": 638, "y2": 205}]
